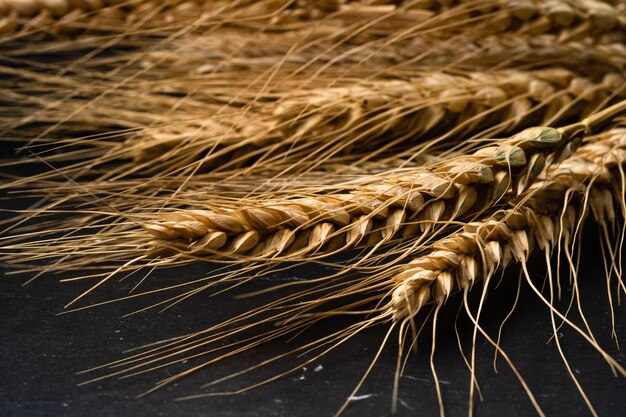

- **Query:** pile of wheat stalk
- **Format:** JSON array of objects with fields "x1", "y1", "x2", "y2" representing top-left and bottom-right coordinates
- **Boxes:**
[{"x1": 2, "y1": 0, "x2": 626, "y2": 415}]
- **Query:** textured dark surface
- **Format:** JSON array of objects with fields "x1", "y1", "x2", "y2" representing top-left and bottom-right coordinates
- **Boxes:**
[{"x1": 1, "y1": 223, "x2": 626, "y2": 417}]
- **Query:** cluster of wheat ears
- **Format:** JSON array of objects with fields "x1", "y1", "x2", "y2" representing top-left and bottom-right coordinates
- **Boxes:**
[{"x1": 1, "y1": 0, "x2": 626, "y2": 415}]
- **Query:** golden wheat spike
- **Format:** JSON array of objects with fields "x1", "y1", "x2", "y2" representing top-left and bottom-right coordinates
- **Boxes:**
[
  {"x1": 140, "y1": 101, "x2": 626, "y2": 261},
  {"x1": 15, "y1": 68, "x2": 621, "y2": 187}
]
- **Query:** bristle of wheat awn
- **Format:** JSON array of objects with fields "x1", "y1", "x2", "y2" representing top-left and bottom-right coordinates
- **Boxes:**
[{"x1": 389, "y1": 128, "x2": 626, "y2": 321}]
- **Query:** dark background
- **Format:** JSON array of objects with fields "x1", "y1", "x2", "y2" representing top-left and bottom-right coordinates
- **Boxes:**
[{"x1": 1, "y1": 146, "x2": 626, "y2": 417}]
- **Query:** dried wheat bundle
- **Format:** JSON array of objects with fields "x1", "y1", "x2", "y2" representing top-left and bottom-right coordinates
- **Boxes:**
[
  {"x1": 5, "y1": 103, "x2": 624, "y2": 282},
  {"x1": 3, "y1": 2, "x2": 626, "y2": 414},
  {"x1": 4, "y1": 1, "x2": 625, "y2": 184},
  {"x1": 74, "y1": 128, "x2": 626, "y2": 417},
  {"x1": 136, "y1": 102, "x2": 626, "y2": 261}
]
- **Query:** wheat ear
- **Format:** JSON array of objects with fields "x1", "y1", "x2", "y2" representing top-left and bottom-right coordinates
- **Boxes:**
[
  {"x1": 141, "y1": 99, "x2": 626, "y2": 260},
  {"x1": 131, "y1": 69, "x2": 625, "y2": 172},
  {"x1": 389, "y1": 127, "x2": 626, "y2": 321}
]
